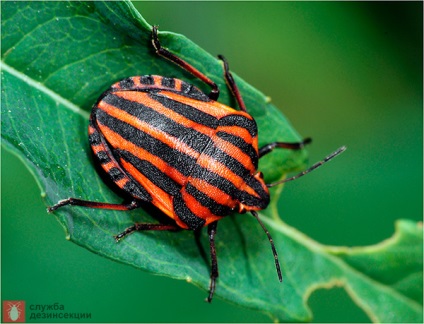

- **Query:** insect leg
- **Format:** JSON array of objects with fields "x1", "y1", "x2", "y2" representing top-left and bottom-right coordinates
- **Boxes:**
[
  {"x1": 151, "y1": 26, "x2": 220, "y2": 100},
  {"x1": 259, "y1": 138, "x2": 312, "y2": 158},
  {"x1": 114, "y1": 223, "x2": 180, "y2": 242},
  {"x1": 207, "y1": 221, "x2": 219, "y2": 302},
  {"x1": 194, "y1": 229, "x2": 209, "y2": 265},
  {"x1": 251, "y1": 211, "x2": 282, "y2": 282},
  {"x1": 47, "y1": 198, "x2": 141, "y2": 213},
  {"x1": 217, "y1": 55, "x2": 247, "y2": 112}
]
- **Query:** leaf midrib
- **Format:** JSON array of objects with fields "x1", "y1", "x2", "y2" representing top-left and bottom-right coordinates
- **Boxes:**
[{"x1": 0, "y1": 61, "x2": 89, "y2": 119}]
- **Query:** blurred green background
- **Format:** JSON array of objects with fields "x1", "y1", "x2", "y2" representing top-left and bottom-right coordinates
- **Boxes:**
[{"x1": 2, "y1": 1, "x2": 422, "y2": 322}]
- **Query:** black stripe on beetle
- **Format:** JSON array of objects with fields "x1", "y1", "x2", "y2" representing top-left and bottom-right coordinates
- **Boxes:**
[
  {"x1": 161, "y1": 77, "x2": 175, "y2": 88},
  {"x1": 216, "y1": 131, "x2": 258, "y2": 168},
  {"x1": 185, "y1": 183, "x2": 232, "y2": 217},
  {"x1": 219, "y1": 115, "x2": 257, "y2": 137},
  {"x1": 119, "y1": 149, "x2": 181, "y2": 196},
  {"x1": 140, "y1": 75, "x2": 154, "y2": 85},
  {"x1": 149, "y1": 92, "x2": 218, "y2": 128},
  {"x1": 119, "y1": 77, "x2": 135, "y2": 89},
  {"x1": 173, "y1": 192, "x2": 206, "y2": 230}
]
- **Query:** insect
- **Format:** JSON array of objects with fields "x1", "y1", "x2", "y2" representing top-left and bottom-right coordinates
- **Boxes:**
[
  {"x1": 48, "y1": 26, "x2": 346, "y2": 302},
  {"x1": 6, "y1": 302, "x2": 22, "y2": 322}
]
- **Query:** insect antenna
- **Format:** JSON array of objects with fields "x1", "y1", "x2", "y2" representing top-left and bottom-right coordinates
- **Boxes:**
[
  {"x1": 251, "y1": 210, "x2": 283, "y2": 282},
  {"x1": 267, "y1": 146, "x2": 347, "y2": 187}
]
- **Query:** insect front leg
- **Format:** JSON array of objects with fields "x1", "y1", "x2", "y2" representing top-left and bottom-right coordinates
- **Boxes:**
[{"x1": 151, "y1": 26, "x2": 220, "y2": 100}]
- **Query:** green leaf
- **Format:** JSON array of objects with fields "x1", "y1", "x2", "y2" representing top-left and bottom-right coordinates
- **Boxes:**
[
  {"x1": 324, "y1": 220, "x2": 423, "y2": 322},
  {"x1": 2, "y1": 1, "x2": 422, "y2": 322}
]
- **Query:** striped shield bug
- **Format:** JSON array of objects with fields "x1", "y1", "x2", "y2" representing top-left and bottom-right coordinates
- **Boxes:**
[{"x1": 48, "y1": 26, "x2": 346, "y2": 302}]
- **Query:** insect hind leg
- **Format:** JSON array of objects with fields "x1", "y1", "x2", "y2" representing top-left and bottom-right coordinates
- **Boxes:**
[
  {"x1": 47, "y1": 198, "x2": 181, "y2": 242},
  {"x1": 206, "y1": 221, "x2": 219, "y2": 302},
  {"x1": 47, "y1": 198, "x2": 141, "y2": 213}
]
